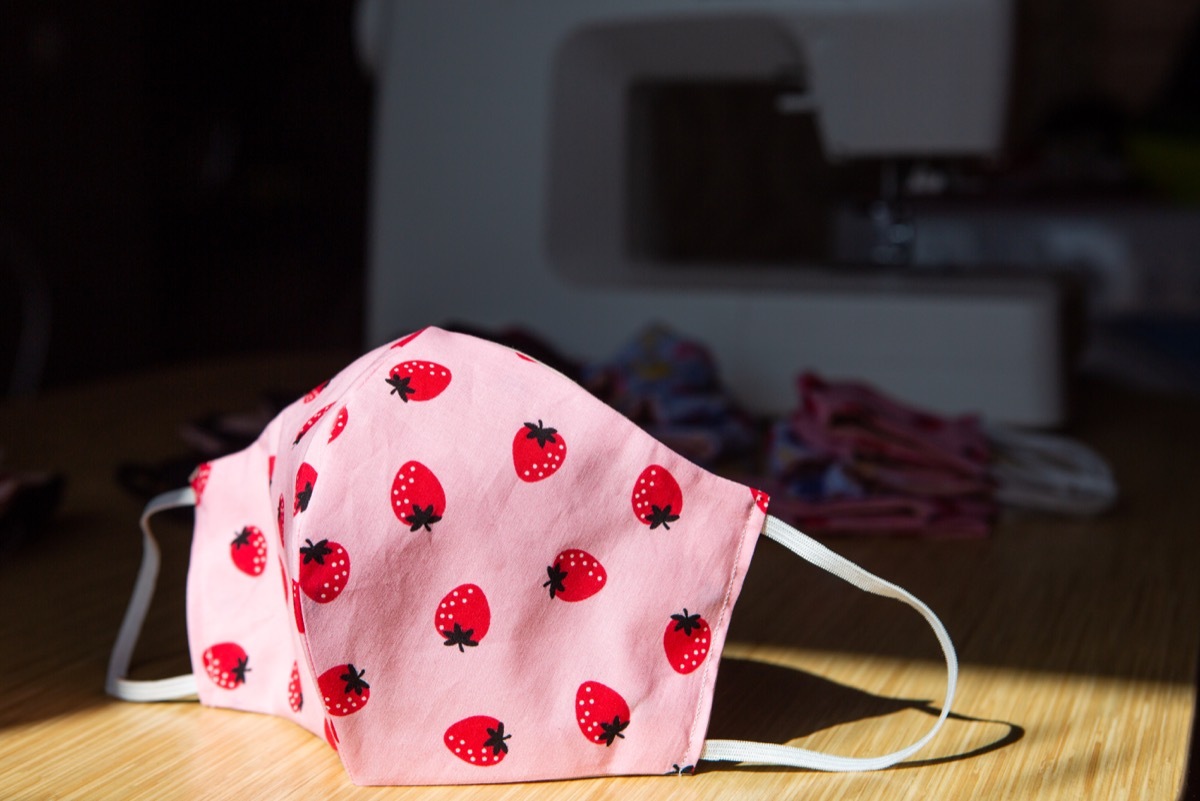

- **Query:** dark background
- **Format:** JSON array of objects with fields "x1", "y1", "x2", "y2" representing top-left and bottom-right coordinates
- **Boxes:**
[
  {"x1": 1, "y1": 0, "x2": 1198, "y2": 392},
  {"x1": 0, "y1": 1, "x2": 370, "y2": 391}
]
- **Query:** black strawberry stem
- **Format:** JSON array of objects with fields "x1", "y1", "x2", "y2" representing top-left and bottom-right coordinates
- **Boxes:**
[
  {"x1": 599, "y1": 715, "x2": 628, "y2": 746},
  {"x1": 523, "y1": 420, "x2": 558, "y2": 448},
  {"x1": 543, "y1": 562, "x2": 568, "y2": 599},
  {"x1": 671, "y1": 609, "x2": 702, "y2": 636},
  {"x1": 296, "y1": 482, "x2": 314, "y2": 512},
  {"x1": 405, "y1": 504, "x2": 442, "y2": 532},
  {"x1": 340, "y1": 665, "x2": 369, "y2": 695},
  {"x1": 231, "y1": 657, "x2": 250, "y2": 685},
  {"x1": 647, "y1": 504, "x2": 679, "y2": 530},
  {"x1": 442, "y1": 623, "x2": 479, "y2": 652},
  {"x1": 385, "y1": 374, "x2": 416, "y2": 401},
  {"x1": 232, "y1": 527, "x2": 252, "y2": 548},
  {"x1": 484, "y1": 723, "x2": 511, "y2": 756},
  {"x1": 300, "y1": 539, "x2": 332, "y2": 564}
]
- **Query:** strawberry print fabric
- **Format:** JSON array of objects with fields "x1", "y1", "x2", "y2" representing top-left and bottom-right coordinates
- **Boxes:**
[{"x1": 186, "y1": 327, "x2": 765, "y2": 785}]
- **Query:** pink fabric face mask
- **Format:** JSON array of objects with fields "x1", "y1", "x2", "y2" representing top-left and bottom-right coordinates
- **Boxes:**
[{"x1": 107, "y1": 327, "x2": 957, "y2": 785}]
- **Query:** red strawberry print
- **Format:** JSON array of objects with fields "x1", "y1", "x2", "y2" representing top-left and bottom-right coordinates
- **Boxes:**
[
  {"x1": 391, "y1": 461, "x2": 446, "y2": 532},
  {"x1": 543, "y1": 549, "x2": 606, "y2": 602},
  {"x1": 268, "y1": 455, "x2": 276, "y2": 485},
  {"x1": 445, "y1": 716, "x2": 511, "y2": 766},
  {"x1": 385, "y1": 360, "x2": 452, "y2": 402},
  {"x1": 751, "y1": 486, "x2": 770, "y2": 514},
  {"x1": 512, "y1": 420, "x2": 567, "y2": 482},
  {"x1": 294, "y1": 403, "x2": 333, "y2": 445},
  {"x1": 663, "y1": 608, "x2": 711, "y2": 675},
  {"x1": 303, "y1": 379, "x2": 329, "y2": 403},
  {"x1": 319, "y1": 663, "x2": 370, "y2": 716},
  {"x1": 632, "y1": 465, "x2": 683, "y2": 529},
  {"x1": 292, "y1": 579, "x2": 305, "y2": 633},
  {"x1": 298, "y1": 539, "x2": 350, "y2": 603},
  {"x1": 435, "y1": 584, "x2": 490, "y2": 652},
  {"x1": 202, "y1": 643, "x2": 250, "y2": 690},
  {"x1": 515, "y1": 352, "x2": 536, "y2": 363},
  {"x1": 294, "y1": 462, "x2": 317, "y2": 515},
  {"x1": 576, "y1": 681, "x2": 630, "y2": 746},
  {"x1": 230, "y1": 526, "x2": 267, "y2": 577},
  {"x1": 190, "y1": 462, "x2": 211, "y2": 505},
  {"x1": 288, "y1": 662, "x2": 303, "y2": 712},
  {"x1": 276, "y1": 495, "x2": 285, "y2": 548},
  {"x1": 324, "y1": 718, "x2": 340, "y2": 751},
  {"x1": 391, "y1": 327, "x2": 426, "y2": 348},
  {"x1": 328, "y1": 406, "x2": 348, "y2": 443}
]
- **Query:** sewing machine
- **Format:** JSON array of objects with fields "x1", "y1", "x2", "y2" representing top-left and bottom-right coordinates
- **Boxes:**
[{"x1": 356, "y1": 0, "x2": 1067, "y2": 425}]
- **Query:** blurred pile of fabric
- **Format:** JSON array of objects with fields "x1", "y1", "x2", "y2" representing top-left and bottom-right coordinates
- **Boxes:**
[
  {"x1": 761, "y1": 373, "x2": 997, "y2": 538},
  {"x1": 581, "y1": 325, "x2": 759, "y2": 467}
]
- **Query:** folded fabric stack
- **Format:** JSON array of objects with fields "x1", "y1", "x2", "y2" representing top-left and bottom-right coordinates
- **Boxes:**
[
  {"x1": 582, "y1": 326, "x2": 758, "y2": 467},
  {"x1": 762, "y1": 373, "x2": 997, "y2": 538}
]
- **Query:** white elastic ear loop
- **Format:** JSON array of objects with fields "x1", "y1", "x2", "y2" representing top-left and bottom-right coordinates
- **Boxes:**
[
  {"x1": 700, "y1": 515, "x2": 958, "y2": 772},
  {"x1": 105, "y1": 488, "x2": 199, "y2": 702}
]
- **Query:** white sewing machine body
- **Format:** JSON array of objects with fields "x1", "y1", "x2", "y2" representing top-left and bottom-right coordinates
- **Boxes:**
[{"x1": 358, "y1": 0, "x2": 1067, "y2": 424}]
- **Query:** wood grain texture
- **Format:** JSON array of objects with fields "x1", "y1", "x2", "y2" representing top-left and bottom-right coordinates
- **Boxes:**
[{"x1": 0, "y1": 354, "x2": 1196, "y2": 799}]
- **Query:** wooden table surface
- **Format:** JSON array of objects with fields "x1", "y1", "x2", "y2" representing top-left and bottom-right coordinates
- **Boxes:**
[{"x1": 1, "y1": 352, "x2": 1197, "y2": 800}]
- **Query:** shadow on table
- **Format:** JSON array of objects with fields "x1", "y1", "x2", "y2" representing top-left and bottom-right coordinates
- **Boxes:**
[
  {"x1": 0, "y1": 507, "x2": 193, "y2": 732},
  {"x1": 702, "y1": 656, "x2": 1023, "y2": 773}
]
